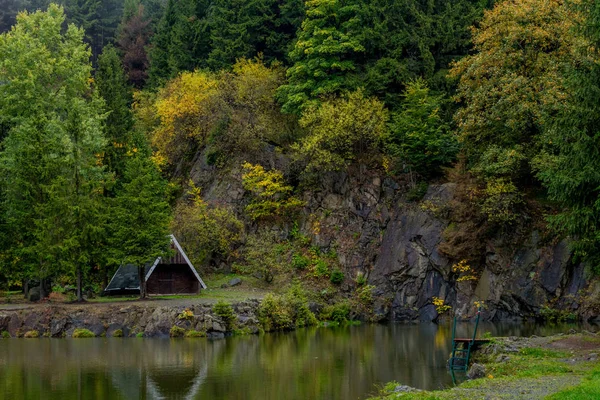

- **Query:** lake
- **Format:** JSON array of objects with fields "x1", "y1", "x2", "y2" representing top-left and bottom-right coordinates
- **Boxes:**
[{"x1": 0, "y1": 321, "x2": 586, "y2": 400}]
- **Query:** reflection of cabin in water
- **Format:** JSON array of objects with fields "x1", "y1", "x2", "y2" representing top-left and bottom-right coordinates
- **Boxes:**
[{"x1": 104, "y1": 235, "x2": 207, "y2": 295}]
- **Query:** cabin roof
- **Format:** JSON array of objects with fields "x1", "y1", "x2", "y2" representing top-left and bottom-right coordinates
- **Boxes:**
[{"x1": 104, "y1": 234, "x2": 207, "y2": 292}]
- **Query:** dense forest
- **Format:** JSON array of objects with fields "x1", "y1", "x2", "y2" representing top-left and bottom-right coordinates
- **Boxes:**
[{"x1": 0, "y1": 0, "x2": 599, "y2": 310}]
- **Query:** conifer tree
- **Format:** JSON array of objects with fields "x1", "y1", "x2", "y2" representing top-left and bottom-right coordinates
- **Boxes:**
[
  {"x1": 536, "y1": 0, "x2": 600, "y2": 270},
  {"x1": 277, "y1": 0, "x2": 364, "y2": 114},
  {"x1": 111, "y1": 148, "x2": 171, "y2": 299},
  {"x1": 96, "y1": 44, "x2": 134, "y2": 182},
  {"x1": 0, "y1": 5, "x2": 107, "y2": 299}
]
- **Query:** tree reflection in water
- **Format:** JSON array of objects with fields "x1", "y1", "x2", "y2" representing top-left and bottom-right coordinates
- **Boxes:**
[{"x1": 0, "y1": 322, "x2": 585, "y2": 400}]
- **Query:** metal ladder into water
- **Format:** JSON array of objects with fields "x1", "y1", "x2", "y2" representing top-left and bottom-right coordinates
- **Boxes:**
[{"x1": 448, "y1": 307, "x2": 487, "y2": 371}]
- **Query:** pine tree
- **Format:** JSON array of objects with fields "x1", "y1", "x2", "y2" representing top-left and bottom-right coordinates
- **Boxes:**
[{"x1": 277, "y1": 0, "x2": 364, "y2": 114}]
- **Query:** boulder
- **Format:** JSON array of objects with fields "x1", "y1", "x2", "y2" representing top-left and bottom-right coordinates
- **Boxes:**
[
  {"x1": 228, "y1": 278, "x2": 242, "y2": 287},
  {"x1": 467, "y1": 363, "x2": 487, "y2": 379}
]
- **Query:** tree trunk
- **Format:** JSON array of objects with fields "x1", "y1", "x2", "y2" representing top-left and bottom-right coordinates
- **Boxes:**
[
  {"x1": 76, "y1": 266, "x2": 83, "y2": 302},
  {"x1": 23, "y1": 280, "x2": 29, "y2": 299},
  {"x1": 138, "y1": 265, "x2": 147, "y2": 299}
]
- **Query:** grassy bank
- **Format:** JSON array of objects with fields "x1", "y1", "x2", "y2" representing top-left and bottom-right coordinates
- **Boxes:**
[{"x1": 370, "y1": 333, "x2": 600, "y2": 400}]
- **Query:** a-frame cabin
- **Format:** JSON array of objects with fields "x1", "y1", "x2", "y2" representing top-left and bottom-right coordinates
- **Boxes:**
[{"x1": 104, "y1": 235, "x2": 207, "y2": 295}]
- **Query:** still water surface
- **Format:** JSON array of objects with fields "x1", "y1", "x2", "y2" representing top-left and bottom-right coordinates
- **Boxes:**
[{"x1": 0, "y1": 322, "x2": 586, "y2": 400}]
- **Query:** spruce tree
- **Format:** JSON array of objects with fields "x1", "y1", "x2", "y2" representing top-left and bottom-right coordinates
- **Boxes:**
[
  {"x1": 277, "y1": 0, "x2": 364, "y2": 114},
  {"x1": 111, "y1": 148, "x2": 171, "y2": 299},
  {"x1": 96, "y1": 44, "x2": 134, "y2": 182},
  {"x1": 0, "y1": 5, "x2": 107, "y2": 299},
  {"x1": 536, "y1": 0, "x2": 600, "y2": 270}
]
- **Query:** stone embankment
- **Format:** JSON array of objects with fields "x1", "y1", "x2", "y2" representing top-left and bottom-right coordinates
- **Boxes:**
[{"x1": 0, "y1": 300, "x2": 261, "y2": 338}]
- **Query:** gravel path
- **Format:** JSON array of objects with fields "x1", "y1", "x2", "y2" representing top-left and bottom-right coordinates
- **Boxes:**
[{"x1": 447, "y1": 375, "x2": 582, "y2": 399}]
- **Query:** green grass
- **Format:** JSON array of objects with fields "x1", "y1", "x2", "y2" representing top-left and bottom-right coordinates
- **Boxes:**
[
  {"x1": 369, "y1": 343, "x2": 595, "y2": 400},
  {"x1": 87, "y1": 273, "x2": 266, "y2": 304},
  {"x1": 547, "y1": 365, "x2": 600, "y2": 399}
]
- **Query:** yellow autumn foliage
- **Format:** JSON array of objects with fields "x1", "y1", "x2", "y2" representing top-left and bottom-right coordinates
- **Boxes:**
[{"x1": 139, "y1": 58, "x2": 294, "y2": 170}]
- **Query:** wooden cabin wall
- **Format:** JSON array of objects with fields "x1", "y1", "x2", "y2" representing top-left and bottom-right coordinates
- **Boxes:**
[{"x1": 147, "y1": 264, "x2": 200, "y2": 294}]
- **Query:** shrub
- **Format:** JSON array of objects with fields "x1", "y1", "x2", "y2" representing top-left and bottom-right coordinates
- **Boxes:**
[
  {"x1": 330, "y1": 269, "x2": 344, "y2": 284},
  {"x1": 213, "y1": 301, "x2": 237, "y2": 330},
  {"x1": 321, "y1": 302, "x2": 351, "y2": 324},
  {"x1": 292, "y1": 253, "x2": 310, "y2": 270},
  {"x1": 241, "y1": 163, "x2": 304, "y2": 221},
  {"x1": 480, "y1": 178, "x2": 523, "y2": 225},
  {"x1": 178, "y1": 309, "x2": 194, "y2": 321},
  {"x1": 136, "y1": 332, "x2": 144, "y2": 338},
  {"x1": 170, "y1": 326, "x2": 186, "y2": 337},
  {"x1": 355, "y1": 272, "x2": 367, "y2": 286},
  {"x1": 313, "y1": 259, "x2": 330, "y2": 278},
  {"x1": 112, "y1": 329, "x2": 124, "y2": 338},
  {"x1": 258, "y1": 285, "x2": 317, "y2": 331},
  {"x1": 24, "y1": 330, "x2": 39, "y2": 338},
  {"x1": 406, "y1": 181, "x2": 429, "y2": 202},
  {"x1": 1, "y1": 331, "x2": 10, "y2": 339},
  {"x1": 185, "y1": 330, "x2": 206, "y2": 338},
  {"x1": 72, "y1": 329, "x2": 95, "y2": 338}
]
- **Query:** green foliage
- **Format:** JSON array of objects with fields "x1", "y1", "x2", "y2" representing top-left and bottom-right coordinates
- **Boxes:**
[
  {"x1": 387, "y1": 80, "x2": 457, "y2": 177},
  {"x1": 148, "y1": 58, "x2": 293, "y2": 172},
  {"x1": 184, "y1": 330, "x2": 206, "y2": 338},
  {"x1": 241, "y1": 162, "x2": 304, "y2": 221},
  {"x1": 169, "y1": 326, "x2": 185, "y2": 337},
  {"x1": 72, "y1": 328, "x2": 95, "y2": 338},
  {"x1": 313, "y1": 259, "x2": 329, "y2": 278},
  {"x1": 329, "y1": 268, "x2": 344, "y2": 284},
  {"x1": 320, "y1": 301, "x2": 350, "y2": 324},
  {"x1": 233, "y1": 230, "x2": 283, "y2": 283},
  {"x1": 258, "y1": 285, "x2": 317, "y2": 331},
  {"x1": 277, "y1": 0, "x2": 364, "y2": 114},
  {"x1": 1, "y1": 331, "x2": 10, "y2": 339},
  {"x1": 534, "y1": 0, "x2": 600, "y2": 271},
  {"x1": 406, "y1": 182, "x2": 429, "y2": 202},
  {"x1": 147, "y1": 0, "x2": 211, "y2": 86},
  {"x1": 0, "y1": 5, "x2": 108, "y2": 299},
  {"x1": 136, "y1": 332, "x2": 144, "y2": 338},
  {"x1": 109, "y1": 153, "x2": 172, "y2": 297},
  {"x1": 96, "y1": 44, "x2": 134, "y2": 183},
  {"x1": 480, "y1": 178, "x2": 523, "y2": 226},
  {"x1": 292, "y1": 253, "x2": 310, "y2": 270},
  {"x1": 111, "y1": 329, "x2": 123, "y2": 337},
  {"x1": 212, "y1": 301, "x2": 237, "y2": 330},
  {"x1": 295, "y1": 90, "x2": 389, "y2": 173},
  {"x1": 23, "y1": 330, "x2": 39, "y2": 338},
  {"x1": 177, "y1": 308, "x2": 194, "y2": 321},
  {"x1": 172, "y1": 183, "x2": 243, "y2": 266},
  {"x1": 450, "y1": 0, "x2": 583, "y2": 184}
]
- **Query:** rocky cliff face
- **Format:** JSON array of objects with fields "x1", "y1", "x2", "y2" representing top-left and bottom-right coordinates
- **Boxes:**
[{"x1": 189, "y1": 153, "x2": 599, "y2": 323}]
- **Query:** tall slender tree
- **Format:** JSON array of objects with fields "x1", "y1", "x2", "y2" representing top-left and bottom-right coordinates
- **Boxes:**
[
  {"x1": 111, "y1": 146, "x2": 172, "y2": 299},
  {"x1": 536, "y1": 0, "x2": 600, "y2": 270},
  {"x1": 0, "y1": 5, "x2": 107, "y2": 299}
]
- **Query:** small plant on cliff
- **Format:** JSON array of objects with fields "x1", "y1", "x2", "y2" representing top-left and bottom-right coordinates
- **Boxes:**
[
  {"x1": 24, "y1": 330, "x2": 39, "y2": 338},
  {"x1": 213, "y1": 301, "x2": 237, "y2": 330},
  {"x1": 185, "y1": 330, "x2": 207, "y2": 338},
  {"x1": 330, "y1": 269, "x2": 344, "y2": 285},
  {"x1": 355, "y1": 272, "x2": 367, "y2": 286},
  {"x1": 112, "y1": 329, "x2": 123, "y2": 337},
  {"x1": 1, "y1": 331, "x2": 10, "y2": 339},
  {"x1": 73, "y1": 328, "x2": 95, "y2": 338},
  {"x1": 432, "y1": 297, "x2": 452, "y2": 315},
  {"x1": 170, "y1": 326, "x2": 186, "y2": 337},
  {"x1": 241, "y1": 162, "x2": 305, "y2": 221},
  {"x1": 292, "y1": 253, "x2": 310, "y2": 270},
  {"x1": 452, "y1": 259, "x2": 477, "y2": 282},
  {"x1": 178, "y1": 309, "x2": 194, "y2": 321}
]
